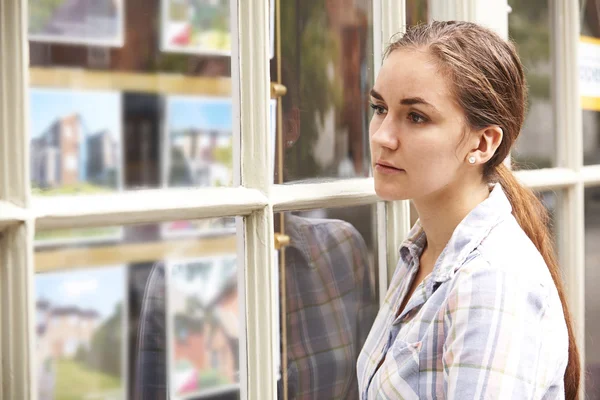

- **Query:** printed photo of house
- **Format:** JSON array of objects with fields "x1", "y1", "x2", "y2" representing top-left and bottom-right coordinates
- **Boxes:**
[
  {"x1": 162, "y1": 0, "x2": 230, "y2": 54},
  {"x1": 165, "y1": 96, "x2": 233, "y2": 189},
  {"x1": 30, "y1": 89, "x2": 121, "y2": 194},
  {"x1": 29, "y1": 0, "x2": 123, "y2": 46},
  {"x1": 162, "y1": 96, "x2": 233, "y2": 239},
  {"x1": 167, "y1": 256, "x2": 239, "y2": 398},
  {"x1": 35, "y1": 265, "x2": 126, "y2": 400}
]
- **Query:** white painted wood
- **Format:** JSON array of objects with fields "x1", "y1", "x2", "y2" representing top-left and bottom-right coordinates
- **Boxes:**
[
  {"x1": 514, "y1": 168, "x2": 580, "y2": 190},
  {"x1": 385, "y1": 201, "x2": 411, "y2": 283},
  {"x1": 234, "y1": 0, "x2": 276, "y2": 399},
  {"x1": 583, "y1": 165, "x2": 600, "y2": 186},
  {"x1": 380, "y1": 0, "x2": 405, "y2": 50},
  {"x1": 0, "y1": 201, "x2": 30, "y2": 230},
  {"x1": 272, "y1": 178, "x2": 378, "y2": 212},
  {"x1": 473, "y1": 0, "x2": 507, "y2": 38},
  {"x1": 428, "y1": 0, "x2": 458, "y2": 21},
  {"x1": 26, "y1": 168, "x2": 589, "y2": 233},
  {"x1": 553, "y1": 0, "x2": 585, "y2": 396},
  {"x1": 1, "y1": 224, "x2": 36, "y2": 400},
  {"x1": 33, "y1": 187, "x2": 267, "y2": 230},
  {"x1": 376, "y1": 202, "x2": 388, "y2": 305},
  {"x1": 373, "y1": 0, "x2": 383, "y2": 77},
  {"x1": 379, "y1": 0, "x2": 411, "y2": 285},
  {"x1": 0, "y1": 0, "x2": 35, "y2": 398},
  {"x1": 0, "y1": 1, "x2": 30, "y2": 207}
]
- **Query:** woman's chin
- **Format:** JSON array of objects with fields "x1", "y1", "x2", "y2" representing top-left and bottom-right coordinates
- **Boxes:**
[{"x1": 374, "y1": 185, "x2": 410, "y2": 201}]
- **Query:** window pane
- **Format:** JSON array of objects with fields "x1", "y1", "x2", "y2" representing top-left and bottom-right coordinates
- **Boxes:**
[
  {"x1": 536, "y1": 190, "x2": 560, "y2": 244},
  {"x1": 273, "y1": 1, "x2": 374, "y2": 182},
  {"x1": 586, "y1": 187, "x2": 600, "y2": 397},
  {"x1": 34, "y1": 218, "x2": 241, "y2": 400},
  {"x1": 274, "y1": 205, "x2": 378, "y2": 399},
  {"x1": 581, "y1": 0, "x2": 600, "y2": 165},
  {"x1": 407, "y1": 0, "x2": 429, "y2": 27},
  {"x1": 28, "y1": 0, "x2": 234, "y2": 194},
  {"x1": 508, "y1": 0, "x2": 556, "y2": 169}
]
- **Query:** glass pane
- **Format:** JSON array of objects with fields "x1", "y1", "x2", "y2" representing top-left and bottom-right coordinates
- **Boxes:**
[
  {"x1": 580, "y1": 0, "x2": 600, "y2": 165},
  {"x1": 28, "y1": 0, "x2": 234, "y2": 194},
  {"x1": 508, "y1": 0, "x2": 556, "y2": 169},
  {"x1": 274, "y1": 205, "x2": 378, "y2": 399},
  {"x1": 273, "y1": 0, "x2": 374, "y2": 182},
  {"x1": 406, "y1": 0, "x2": 429, "y2": 27},
  {"x1": 34, "y1": 218, "x2": 241, "y2": 400},
  {"x1": 536, "y1": 190, "x2": 560, "y2": 243},
  {"x1": 586, "y1": 187, "x2": 600, "y2": 397}
]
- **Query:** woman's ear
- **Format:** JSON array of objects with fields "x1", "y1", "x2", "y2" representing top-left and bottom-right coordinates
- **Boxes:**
[{"x1": 467, "y1": 126, "x2": 503, "y2": 164}]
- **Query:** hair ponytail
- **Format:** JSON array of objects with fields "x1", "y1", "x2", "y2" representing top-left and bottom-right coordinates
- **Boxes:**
[{"x1": 494, "y1": 163, "x2": 580, "y2": 399}]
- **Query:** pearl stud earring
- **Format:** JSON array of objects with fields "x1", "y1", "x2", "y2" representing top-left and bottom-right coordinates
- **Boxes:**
[{"x1": 468, "y1": 156, "x2": 476, "y2": 164}]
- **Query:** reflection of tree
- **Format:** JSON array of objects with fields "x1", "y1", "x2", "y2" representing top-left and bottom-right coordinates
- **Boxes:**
[
  {"x1": 581, "y1": 0, "x2": 600, "y2": 165},
  {"x1": 509, "y1": 0, "x2": 551, "y2": 100},
  {"x1": 169, "y1": 147, "x2": 192, "y2": 186},
  {"x1": 29, "y1": 0, "x2": 64, "y2": 32},
  {"x1": 75, "y1": 303, "x2": 122, "y2": 379},
  {"x1": 509, "y1": 0, "x2": 554, "y2": 169},
  {"x1": 406, "y1": 0, "x2": 428, "y2": 26},
  {"x1": 213, "y1": 140, "x2": 233, "y2": 171},
  {"x1": 281, "y1": 0, "x2": 343, "y2": 179},
  {"x1": 29, "y1": 0, "x2": 118, "y2": 33}
]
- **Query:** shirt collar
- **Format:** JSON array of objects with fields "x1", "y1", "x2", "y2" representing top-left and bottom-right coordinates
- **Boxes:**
[{"x1": 398, "y1": 183, "x2": 512, "y2": 283}]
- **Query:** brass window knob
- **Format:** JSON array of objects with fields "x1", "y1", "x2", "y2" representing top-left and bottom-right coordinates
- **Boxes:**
[
  {"x1": 270, "y1": 82, "x2": 287, "y2": 98},
  {"x1": 274, "y1": 233, "x2": 290, "y2": 250}
]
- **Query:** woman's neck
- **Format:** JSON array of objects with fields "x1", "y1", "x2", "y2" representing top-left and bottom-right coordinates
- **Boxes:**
[{"x1": 414, "y1": 181, "x2": 491, "y2": 262}]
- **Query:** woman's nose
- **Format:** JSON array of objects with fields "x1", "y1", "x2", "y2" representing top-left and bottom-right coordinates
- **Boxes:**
[{"x1": 370, "y1": 118, "x2": 399, "y2": 151}]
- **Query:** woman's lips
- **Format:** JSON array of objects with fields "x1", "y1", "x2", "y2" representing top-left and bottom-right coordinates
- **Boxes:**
[{"x1": 375, "y1": 163, "x2": 405, "y2": 174}]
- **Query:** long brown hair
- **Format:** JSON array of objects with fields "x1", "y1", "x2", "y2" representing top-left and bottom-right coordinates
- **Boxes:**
[{"x1": 386, "y1": 21, "x2": 580, "y2": 398}]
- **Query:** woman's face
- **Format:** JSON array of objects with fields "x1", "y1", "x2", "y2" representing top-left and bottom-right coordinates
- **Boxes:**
[{"x1": 369, "y1": 49, "x2": 476, "y2": 201}]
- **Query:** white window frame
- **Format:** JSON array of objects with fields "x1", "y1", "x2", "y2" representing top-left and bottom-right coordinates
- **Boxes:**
[{"x1": 0, "y1": 0, "x2": 590, "y2": 399}]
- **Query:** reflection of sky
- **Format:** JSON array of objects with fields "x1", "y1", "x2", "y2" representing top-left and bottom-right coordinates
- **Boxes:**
[
  {"x1": 171, "y1": 256, "x2": 236, "y2": 305},
  {"x1": 35, "y1": 266, "x2": 125, "y2": 319},
  {"x1": 168, "y1": 97, "x2": 232, "y2": 131},
  {"x1": 30, "y1": 89, "x2": 121, "y2": 140}
]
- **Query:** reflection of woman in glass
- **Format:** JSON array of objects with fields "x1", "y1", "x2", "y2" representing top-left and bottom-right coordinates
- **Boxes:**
[{"x1": 358, "y1": 22, "x2": 580, "y2": 399}]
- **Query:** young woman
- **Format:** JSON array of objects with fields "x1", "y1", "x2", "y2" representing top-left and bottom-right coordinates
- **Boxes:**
[{"x1": 357, "y1": 21, "x2": 580, "y2": 399}]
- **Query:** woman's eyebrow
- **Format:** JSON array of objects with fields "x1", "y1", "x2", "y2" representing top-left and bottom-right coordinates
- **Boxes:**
[
  {"x1": 400, "y1": 97, "x2": 441, "y2": 114},
  {"x1": 369, "y1": 89, "x2": 384, "y2": 101}
]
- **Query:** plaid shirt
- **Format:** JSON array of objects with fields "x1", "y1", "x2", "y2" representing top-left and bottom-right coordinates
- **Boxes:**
[
  {"x1": 134, "y1": 214, "x2": 378, "y2": 400},
  {"x1": 357, "y1": 184, "x2": 569, "y2": 399}
]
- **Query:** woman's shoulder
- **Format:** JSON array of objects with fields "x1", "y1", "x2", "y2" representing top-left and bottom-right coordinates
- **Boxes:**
[{"x1": 474, "y1": 214, "x2": 554, "y2": 288}]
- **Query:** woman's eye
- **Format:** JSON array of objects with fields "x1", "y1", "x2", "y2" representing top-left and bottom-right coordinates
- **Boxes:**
[
  {"x1": 408, "y1": 112, "x2": 427, "y2": 124},
  {"x1": 370, "y1": 103, "x2": 387, "y2": 116}
]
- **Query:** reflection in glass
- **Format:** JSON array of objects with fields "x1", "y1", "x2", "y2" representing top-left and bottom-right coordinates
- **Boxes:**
[
  {"x1": 34, "y1": 218, "x2": 240, "y2": 400},
  {"x1": 168, "y1": 255, "x2": 239, "y2": 398},
  {"x1": 581, "y1": 0, "x2": 600, "y2": 165},
  {"x1": 508, "y1": 0, "x2": 555, "y2": 169},
  {"x1": 36, "y1": 266, "x2": 126, "y2": 400},
  {"x1": 275, "y1": 205, "x2": 378, "y2": 399},
  {"x1": 164, "y1": 97, "x2": 233, "y2": 188},
  {"x1": 275, "y1": 0, "x2": 374, "y2": 182},
  {"x1": 537, "y1": 190, "x2": 560, "y2": 244},
  {"x1": 30, "y1": 89, "x2": 123, "y2": 196},
  {"x1": 406, "y1": 0, "x2": 428, "y2": 27},
  {"x1": 28, "y1": 0, "x2": 233, "y2": 193},
  {"x1": 586, "y1": 187, "x2": 600, "y2": 398}
]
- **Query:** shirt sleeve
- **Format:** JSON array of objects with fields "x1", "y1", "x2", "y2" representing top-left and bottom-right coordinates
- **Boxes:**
[
  {"x1": 351, "y1": 228, "x2": 378, "y2": 350},
  {"x1": 442, "y1": 256, "x2": 553, "y2": 400}
]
